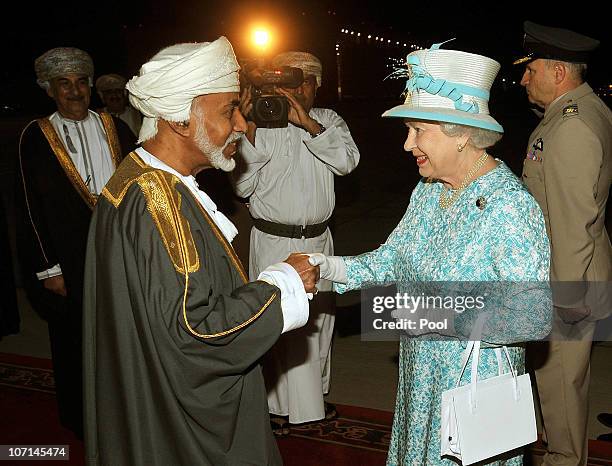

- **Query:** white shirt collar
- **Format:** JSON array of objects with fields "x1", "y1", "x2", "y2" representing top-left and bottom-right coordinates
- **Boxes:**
[
  {"x1": 51, "y1": 109, "x2": 94, "y2": 124},
  {"x1": 48, "y1": 110, "x2": 114, "y2": 195}
]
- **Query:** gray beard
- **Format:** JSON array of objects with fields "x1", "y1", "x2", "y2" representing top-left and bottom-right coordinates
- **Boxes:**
[{"x1": 193, "y1": 123, "x2": 240, "y2": 173}]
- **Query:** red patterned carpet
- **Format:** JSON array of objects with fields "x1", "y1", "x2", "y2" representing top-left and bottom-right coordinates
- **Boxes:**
[
  {"x1": 1, "y1": 352, "x2": 611, "y2": 466},
  {"x1": 277, "y1": 404, "x2": 391, "y2": 465},
  {"x1": 0, "y1": 353, "x2": 84, "y2": 466}
]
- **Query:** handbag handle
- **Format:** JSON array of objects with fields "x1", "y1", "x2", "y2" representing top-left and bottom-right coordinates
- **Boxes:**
[
  {"x1": 456, "y1": 315, "x2": 521, "y2": 412},
  {"x1": 457, "y1": 315, "x2": 518, "y2": 380},
  {"x1": 455, "y1": 315, "x2": 487, "y2": 387}
]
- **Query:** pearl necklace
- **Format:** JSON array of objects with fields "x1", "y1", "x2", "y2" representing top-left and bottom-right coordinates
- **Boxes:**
[{"x1": 439, "y1": 151, "x2": 490, "y2": 210}]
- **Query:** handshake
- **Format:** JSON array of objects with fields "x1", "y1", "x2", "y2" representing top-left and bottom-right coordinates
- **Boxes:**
[{"x1": 283, "y1": 253, "x2": 347, "y2": 293}]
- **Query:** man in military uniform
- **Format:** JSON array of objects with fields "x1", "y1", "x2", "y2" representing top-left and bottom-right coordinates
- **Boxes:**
[{"x1": 518, "y1": 21, "x2": 612, "y2": 466}]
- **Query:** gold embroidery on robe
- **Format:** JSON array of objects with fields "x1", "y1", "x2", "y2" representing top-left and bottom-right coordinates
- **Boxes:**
[
  {"x1": 184, "y1": 290, "x2": 278, "y2": 339},
  {"x1": 37, "y1": 118, "x2": 97, "y2": 210},
  {"x1": 99, "y1": 112, "x2": 124, "y2": 167},
  {"x1": 38, "y1": 114, "x2": 123, "y2": 211},
  {"x1": 19, "y1": 120, "x2": 51, "y2": 263},
  {"x1": 184, "y1": 191, "x2": 276, "y2": 338},
  {"x1": 102, "y1": 152, "x2": 276, "y2": 337},
  {"x1": 137, "y1": 171, "x2": 200, "y2": 274},
  {"x1": 102, "y1": 152, "x2": 199, "y2": 273},
  {"x1": 102, "y1": 152, "x2": 150, "y2": 208}
]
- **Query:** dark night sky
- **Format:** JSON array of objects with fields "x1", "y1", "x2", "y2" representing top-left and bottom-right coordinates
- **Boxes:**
[{"x1": 3, "y1": 0, "x2": 610, "y2": 113}]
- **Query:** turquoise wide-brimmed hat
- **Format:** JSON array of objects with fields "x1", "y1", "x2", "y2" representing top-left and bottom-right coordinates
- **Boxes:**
[{"x1": 383, "y1": 43, "x2": 504, "y2": 133}]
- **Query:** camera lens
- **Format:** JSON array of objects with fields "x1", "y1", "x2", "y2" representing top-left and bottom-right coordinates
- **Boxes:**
[
  {"x1": 257, "y1": 97, "x2": 283, "y2": 118},
  {"x1": 253, "y1": 95, "x2": 289, "y2": 128}
]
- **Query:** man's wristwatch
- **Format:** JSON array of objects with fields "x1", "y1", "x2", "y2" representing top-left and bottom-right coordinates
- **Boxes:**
[{"x1": 310, "y1": 122, "x2": 326, "y2": 138}]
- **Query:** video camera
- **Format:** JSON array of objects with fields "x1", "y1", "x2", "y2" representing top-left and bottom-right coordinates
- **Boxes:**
[{"x1": 240, "y1": 65, "x2": 304, "y2": 128}]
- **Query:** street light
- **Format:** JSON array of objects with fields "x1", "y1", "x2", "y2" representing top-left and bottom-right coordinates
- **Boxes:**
[
  {"x1": 250, "y1": 27, "x2": 271, "y2": 68},
  {"x1": 253, "y1": 29, "x2": 270, "y2": 50}
]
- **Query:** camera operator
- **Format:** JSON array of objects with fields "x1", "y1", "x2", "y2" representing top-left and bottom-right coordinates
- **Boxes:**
[{"x1": 232, "y1": 51, "x2": 360, "y2": 435}]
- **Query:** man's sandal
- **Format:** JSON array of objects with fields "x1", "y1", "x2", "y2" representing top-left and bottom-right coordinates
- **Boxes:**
[
  {"x1": 270, "y1": 415, "x2": 290, "y2": 436},
  {"x1": 324, "y1": 402, "x2": 338, "y2": 421}
]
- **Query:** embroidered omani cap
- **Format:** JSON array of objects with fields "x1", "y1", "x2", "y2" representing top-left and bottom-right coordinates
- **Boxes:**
[
  {"x1": 96, "y1": 73, "x2": 127, "y2": 93},
  {"x1": 383, "y1": 43, "x2": 504, "y2": 133},
  {"x1": 271, "y1": 52, "x2": 322, "y2": 87},
  {"x1": 35, "y1": 47, "x2": 94, "y2": 89}
]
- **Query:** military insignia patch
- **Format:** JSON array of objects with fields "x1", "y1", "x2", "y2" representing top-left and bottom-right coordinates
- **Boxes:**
[
  {"x1": 563, "y1": 103, "x2": 579, "y2": 116},
  {"x1": 534, "y1": 138, "x2": 543, "y2": 151}
]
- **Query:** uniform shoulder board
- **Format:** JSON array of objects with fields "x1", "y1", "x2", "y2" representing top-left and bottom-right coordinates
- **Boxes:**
[{"x1": 562, "y1": 103, "x2": 579, "y2": 117}]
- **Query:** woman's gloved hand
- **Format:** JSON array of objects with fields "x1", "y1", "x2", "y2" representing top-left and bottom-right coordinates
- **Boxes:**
[{"x1": 307, "y1": 253, "x2": 348, "y2": 284}]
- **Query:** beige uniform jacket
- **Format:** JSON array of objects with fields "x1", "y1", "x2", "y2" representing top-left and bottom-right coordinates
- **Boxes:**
[{"x1": 522, "y1": 83, "x2": 612, "y2": 319}]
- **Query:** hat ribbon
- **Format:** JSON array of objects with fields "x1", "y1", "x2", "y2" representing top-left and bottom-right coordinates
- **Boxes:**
[{"x1": 405, "y1": 55, "x2": 488, "y2": 114}]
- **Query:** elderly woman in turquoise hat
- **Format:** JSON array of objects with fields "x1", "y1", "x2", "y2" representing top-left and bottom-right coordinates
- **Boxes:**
[{"x1": 307, "y1": 44, "x2": 552, "y2": 465}]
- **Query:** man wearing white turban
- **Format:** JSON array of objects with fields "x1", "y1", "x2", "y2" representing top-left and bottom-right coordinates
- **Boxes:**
[
  {"x1": 15, "y1": 46, "x2": 135, "y2": 438},
  {"x1": 83, "y1": 36, "x2": 318, "y2": 466},
  {"x1": 232, "y1": 51, "x2": 360, "y2": 434}
]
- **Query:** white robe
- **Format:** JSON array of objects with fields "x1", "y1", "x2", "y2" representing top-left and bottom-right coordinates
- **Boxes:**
[
  {"x1": 232, "y1": 107, "x2": 360, "y2": 423},
  {"x1": 38, "y1": 110, "x2": 116, "y2": 280},
  {"x1": 49, "y1": 110, "x2": 116, "y2": 196}
]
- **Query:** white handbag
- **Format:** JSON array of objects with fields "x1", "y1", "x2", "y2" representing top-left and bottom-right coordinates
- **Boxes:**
[{"x1": 440, "y1": 318, "x2": 537, "y2": 465}]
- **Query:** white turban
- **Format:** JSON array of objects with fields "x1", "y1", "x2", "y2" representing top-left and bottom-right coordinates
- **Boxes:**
[
  {"x1": 271, "y1": 52, "x2": 322, "y2": 87},
  {"x1": 126, "y1": 36, "x2": 240, "y2": 143}
]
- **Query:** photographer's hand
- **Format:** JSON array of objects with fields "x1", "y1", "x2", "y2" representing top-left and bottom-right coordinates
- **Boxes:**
[
  {"x1": 276, "y1": 88, "x2": 322, "y2": 136},
  {"x1": 239, "y1": 86, "x2": 257, "y2": 145}
]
